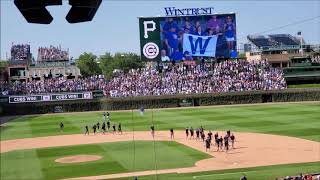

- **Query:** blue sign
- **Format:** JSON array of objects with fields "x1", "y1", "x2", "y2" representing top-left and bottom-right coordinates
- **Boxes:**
[
  {"x1": 164, "y1": 7, "x2": 214, "y2": 16},
  {"x1": 183, "y1": 34, "x2": 218, "y2": 57}
]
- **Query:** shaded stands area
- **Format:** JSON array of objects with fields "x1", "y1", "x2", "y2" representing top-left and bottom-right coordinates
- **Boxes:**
[
  {"x1": 247, "y1": 35, "x2": 278, "y2": 48},
  {"x1": 268, "y1": 34, "x2": 300, "y2": 46},
  {"x1": 246, "y1": 34, "x2": 314, "y2": 68},
  {"x1": 248, "y1": 34, "x2": 300, "y2": 49},
  {"x1": 284, "y1": 56, "x2": 320, "y2": 85}
]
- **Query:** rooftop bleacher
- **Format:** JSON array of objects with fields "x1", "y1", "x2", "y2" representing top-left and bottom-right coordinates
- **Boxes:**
[
  {"x1": 247, "y1": 35, "x2": 278, "y2": 48},
  {"x1": 247, "y1": 34, "x2": 302, "y2": 50},
  {"x1": 269, "y1": 34, "x2": 299, "y2": 46}
]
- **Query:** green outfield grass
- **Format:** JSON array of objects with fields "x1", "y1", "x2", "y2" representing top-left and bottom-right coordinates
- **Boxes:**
[
  {"x1": 1, "y1": 102, "x2": 320, "y2": 180},
  {"x1": 111, "y1": 162, "x2": 320, "y2": 180},
  {"x1": 288, "y1": 84, "x2": 320, "y2": 88},
  {"x1": 0, "y1": 141, "x2": 210, "y2": 180},
  {"x1": 1, "y1": 102, "x2": 319, "y2": 141}
]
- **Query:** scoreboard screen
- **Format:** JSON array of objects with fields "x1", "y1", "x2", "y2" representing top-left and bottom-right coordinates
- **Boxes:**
[{"x1": 139, "y1": 13, "x2": 237, "y2": 61}]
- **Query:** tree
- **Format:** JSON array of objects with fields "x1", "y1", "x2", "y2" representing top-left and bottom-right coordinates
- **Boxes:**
[
  {"x1": 239, "y1": 53, "x2": 247, "y2": 59},
  {"x1": 0, "y1": 60, "x2": 9, "y2": 82},
  {"x1": 98, "y1": 52, "x2": 114, "y2": 78},
  {"x1": 75, "y1": 53, "x2": 101, "y2": 77},
  {"x1": 0, "y1": 60, "x2": 9, "y2": 68},
  {"x1": 98, "y1": 52, "x2": 144, "y2": 79}
]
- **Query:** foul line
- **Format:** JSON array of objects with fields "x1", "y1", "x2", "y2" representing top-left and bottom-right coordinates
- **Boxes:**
[{"x1": 193, "y1": 170, "x2": 257, "y2": 179}]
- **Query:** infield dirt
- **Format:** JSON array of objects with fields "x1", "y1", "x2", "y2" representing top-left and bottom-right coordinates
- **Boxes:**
[{"x1": 1, "y1": 131, "x2": 319, "y2": 180}]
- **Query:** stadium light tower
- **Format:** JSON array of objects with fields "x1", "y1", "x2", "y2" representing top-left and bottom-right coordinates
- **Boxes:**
[
  {"x1": 66, "y1": 0, "x2": 102, "y2": 23},
  {"x1": 14, "y1": 0, "x2": 62, "y2": 24},
  {"x1": 14, "y1": 0, "x2": 102, "y2": 24}
]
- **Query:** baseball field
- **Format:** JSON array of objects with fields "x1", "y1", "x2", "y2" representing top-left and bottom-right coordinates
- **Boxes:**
[{"x1": 1, "y1": 102, "x2": 320, "y2": 180}]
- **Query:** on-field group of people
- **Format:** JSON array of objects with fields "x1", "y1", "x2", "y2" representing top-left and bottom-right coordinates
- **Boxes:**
[
  {"x1": 59, "y1": 112, "x2": 122, "y2": 135},
  {"x1": 3, "y1": 59, "x2": 287, "y2": 96},
  {"x1": 59, "y1": 110, "x2": 236, "y2": 153},
  {"x1": 169, "y1": 126, "x2": 236, "y2": 152}
]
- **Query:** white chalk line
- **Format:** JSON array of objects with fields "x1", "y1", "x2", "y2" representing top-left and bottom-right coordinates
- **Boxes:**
[{"x1": 193, "y1": 170, "x2": 257, "y2": 179}]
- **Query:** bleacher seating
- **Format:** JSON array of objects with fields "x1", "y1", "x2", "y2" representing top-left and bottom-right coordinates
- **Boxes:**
[
  {"x1": 269, "y1": 34, "x2": 299, "y2": 46},
  {"x1": 247, "y1": 35, "x2": 277, "y2": 48},
  {"x1": 247, "y1": 34, "x2": 301, "y2": 49}
]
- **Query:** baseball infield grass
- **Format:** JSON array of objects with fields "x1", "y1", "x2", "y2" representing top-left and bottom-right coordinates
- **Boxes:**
[
  {"x1": 1, "y1": 102, "x2": 319, "y2": 141},
  {"x1": 0, "y1": 141, "x2": 210, "y2": 180},
  {"x1": 111, "y1": 162, "x2": 320, "y2": 180},
  {"x1": 1, "y1": 102, "x2": 320, "y2": 180}
]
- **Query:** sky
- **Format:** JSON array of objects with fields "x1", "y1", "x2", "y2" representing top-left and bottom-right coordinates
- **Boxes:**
[{"x1": 1, "y1": 0, "x2": 320, "y2": 60}]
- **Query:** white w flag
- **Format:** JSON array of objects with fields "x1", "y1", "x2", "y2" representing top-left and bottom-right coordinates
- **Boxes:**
[{"x1": 183, "y1": 33, "x2": 218, "y2": 57}]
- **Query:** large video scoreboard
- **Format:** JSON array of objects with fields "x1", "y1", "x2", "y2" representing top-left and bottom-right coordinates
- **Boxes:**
[{"x1": 139, "y1": 13, "x2": 237, "y2": 61}]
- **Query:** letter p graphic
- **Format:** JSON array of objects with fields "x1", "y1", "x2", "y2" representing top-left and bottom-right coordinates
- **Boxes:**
[{"x1": 143, "y1": 20, "x2": 156, "y2": 38}]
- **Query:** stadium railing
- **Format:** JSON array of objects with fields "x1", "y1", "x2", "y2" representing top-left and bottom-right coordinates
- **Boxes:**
[{"x1": 1, "y1": 88, "x2": 320, "y2": 115}]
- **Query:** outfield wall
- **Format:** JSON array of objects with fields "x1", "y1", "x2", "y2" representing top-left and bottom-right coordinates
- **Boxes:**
[{"x1": 1, "y1": 88, "x2": 320, "y2": 115}]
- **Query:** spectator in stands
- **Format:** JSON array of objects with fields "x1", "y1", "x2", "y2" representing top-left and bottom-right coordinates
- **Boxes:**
[
  {"x1": 183, "y1": 51, "x2": 193, "y2": 61},
  {"x1": 224, "y1": 16, "x2": 236, "y2": 51},
  {"x1": 11, "y1": 44, "x2": 30, "y2": 61},
  {"x1": 6, "y1": 75, "x2": 107, "y2": 95},
  {"x1": 104, "y1": 59, "x2": 286, "y2": 97},
  {"x1": 207, "y1": 15, "x2": 221, "y2": 34},
  {"x1": 161, "y1": 50, "x2": 170, "y2": 62},
  {"x1": 164, "y1": 26, "x2": 179, "y2": 57},
  {"x1": 38, "y1": 45, "x2": 69, "y2": 61},
  {"x1": 5, "y1": 59, "x2": 287, "y2": 97},
  {"x1": 194, "y1": 25, "x2": 205, "y2": 36}
]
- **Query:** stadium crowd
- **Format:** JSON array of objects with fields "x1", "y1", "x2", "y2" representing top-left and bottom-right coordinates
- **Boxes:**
[
  {"x1": 105, "y1": 59, "x2": 286, "y2": 97},
  {"x1": 3, "y1": 60, "x2": 287, "y2": 96},
  {"x1": 38, "y1": 45, "x2": 69, "y2": 61},
  {"x1": 276, "y1": 173, "x2": 320, "y2": 180},
  {"x1": 10, "y1": 44, "x2": 30, "y2": 60},
  {"x1": 3, "y1": 76, "x2": 106, "y2": 95}
]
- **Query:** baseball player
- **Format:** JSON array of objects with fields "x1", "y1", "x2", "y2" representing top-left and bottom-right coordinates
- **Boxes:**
[
  {"x1": 118, "y1": 123, "x2": 122, "y2": 134},
  {"x1": 201, "y1": 131, "x2": 206, "y2": 142},
  {"x1": 216, "y1": 135, "x2": 220, "y2": 151},
  {"x1": 208, "y1": 131, "x2": 213, "y2": 144},
  {"x1": 227, "y1": 130, "x2": 231, "y2": 137},
  {"x1": 107, "y1": 121, "x2": 111, "y2": 131},
  {"x1": 185, "y1": 127, "x2": 189, "y2": 139},
  {"x1": 150, "y1": 125, "x2": 155, "y2": 137},
  {"x1": 170, "y1": 128, "x2": 174, "y2": 139},
  {"x1": 205, "y1": 137, "x2": 211, "y2": 152},
  {"x1": 230, "y1": 133, "x2": 235, "y2": 148},
  {"x1": 190, "y1": 127, "x2": 194, "y2": 139},
  {"x1": 112, "y1": 123, "x2": 116, "y2": 134},
  {"x1": 84, "y1": 125, "x2": 89, "y2": 135},
  {"x1": 97, "y1": 122, "x2": 100, "y2": 131},
  {"x1": 93, "y1": 124, "x2": 97, "y2": 135},
  {"x1": 103, "y1": 112, "x2": 106, "y2": 122},
  {"x1": 60, "y1": 122, "x2": 64, "y2": 131},
  {"x1": 219, "y1": 136, "x2": 223, "y2": 151},
  {"x1": 214, "y1": 132, "x2": 219, "y2": 146},
  {"x1": 224, "y1": 134, "x2": 229, "y2": 152},
  {"x1": 101, "y1": 122, "x2": 106, "y2": 134},
  {"x1": 196, "y1": 128, "x2": 200, "y2": 140}
]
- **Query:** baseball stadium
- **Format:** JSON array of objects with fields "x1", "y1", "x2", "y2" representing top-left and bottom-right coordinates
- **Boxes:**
[{"x1": 0, "y1": 1, "x2": 320, "y2": 180}]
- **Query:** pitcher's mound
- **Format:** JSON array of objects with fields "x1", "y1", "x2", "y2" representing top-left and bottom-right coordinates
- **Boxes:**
[{"x1": 55, "y1": 155, "x2": 102, "y2": 164}]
